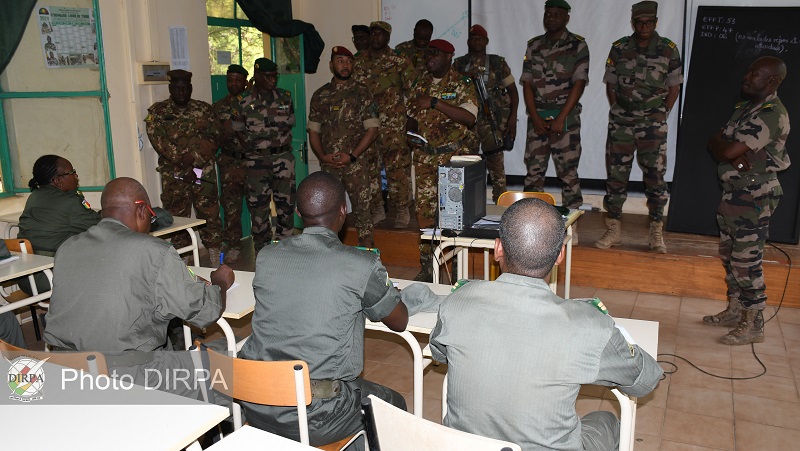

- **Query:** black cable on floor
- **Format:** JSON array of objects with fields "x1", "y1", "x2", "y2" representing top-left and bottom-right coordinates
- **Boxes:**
[{"x1": 654, "y1": 240, "x2": 792, "y2": 382}]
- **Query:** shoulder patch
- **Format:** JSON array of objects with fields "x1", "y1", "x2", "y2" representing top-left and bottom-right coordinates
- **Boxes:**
[
  {"x1": 606, "y1": 57, "x2": 614, "y2": 67},
  {"x1": 575, "y1": 297, "x2": 610, "y2": 315},
  {"x1": 613, "y1": 37, "x2": 628, "y2": 47},
  {"x1": 461, "y1": 75, "x2": 472, "y2": 84},
  {"x1": 734, "y1": 101, "x2": 748, "y2": 109},
  {"x1": 574, "y1": 34, "x2": 585, "y2": 42},
  {"x1": 451, "y1": 279, "x2": 471, "y2": 292},
  {"x1": 144, "y1": 114, "x2": 154, "y2": 122},
  {"x1": 661, "y1": 37, "x2": 676, "y2": 49},
  {"x1": 762, "y1": 103, "x2": 775, "y2": 110},
  {"x1": 527, "y1": 36, "x2": 537, "y2": 46}
]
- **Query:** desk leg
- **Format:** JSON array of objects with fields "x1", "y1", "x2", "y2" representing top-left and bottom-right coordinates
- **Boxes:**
[
  {"x1": 366, "y1": 327, "x2": 426, "y2": 417},
  {"x1": 483, "y1": 249, "x2": 490, "y2": 281},
  {"x1": 565, "y1": 224, "x2": 573, "y2": 299},
  {"x1": 433, "y1": 244, "x2": 444, "y2": 284},
  {"x1": 216, "y1": 317, "x2": 237, "y2": 356},
  {"x1": 188, "y1": 227, "x2": 200, "y2": 265}
]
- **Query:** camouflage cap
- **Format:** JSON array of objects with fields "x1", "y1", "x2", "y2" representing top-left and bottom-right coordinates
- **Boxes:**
[
  {"x1": 254, "y1": 57, "x2": 277, "y2": 73},
  {"x1": 469, "y1": 24, "x2": 488, "y2": 39},
  {"x1": 544, "y1": 0, "x2": 571, "y2": 11},
  {"x1": 351, "y1": 24, "x2": 369, "y2": 34},
  {"x1": 331, "y1": 46, "x2": 354, "y2": 59},
  {"x1": 167, "y1": 69, "x2": 192, "y2": 82},
  {"x1": 226, "y1": 64, "x2": 248, "y2": 76},
  {"x1": 632, "y1": 1, "x2": 658, "y2": 19},
  {"x1": 369, "y1": 21, "x2": 392, "y2": 34},
  {"x1": 428, "y1": 39, "x2": 455, "y2": 54}
]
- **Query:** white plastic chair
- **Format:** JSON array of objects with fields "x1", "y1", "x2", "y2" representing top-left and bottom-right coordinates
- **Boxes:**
[{"x1": 362, "y1": 394, "x2": 521, "y2": 451}]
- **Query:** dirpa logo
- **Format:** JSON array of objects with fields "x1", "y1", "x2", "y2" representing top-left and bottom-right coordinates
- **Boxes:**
[{"x1": 7, "y1": 356, "x2": 47, "y2": 402}]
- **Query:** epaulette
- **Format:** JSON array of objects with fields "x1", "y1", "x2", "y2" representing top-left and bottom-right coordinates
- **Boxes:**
[
  {"x1": 574, "y1": 33, "x2": 585, "y2": 42},
  {"x1": 527, "y1": 36, "x2": 537, "y2": 46},
  {"x1": 355, "y1": 246, "x2": 380, "y2": 255},
  {"x1": 612, "y1": 37, "x2": 628, "y2": 47},
  {"x1": 575, "y1": 297, "x2": 609, "y2": 315},
  {"x1": 734, "y1": 101, "x2": 748, "y2": 109},
  {"x1": 762, "y1": 103, "x2": 775, "y2": 110},
  {"x1": 236, "y1": 93, "x2": 246, "y2": 101},
  {"x1": 451, "y1": 279, "x2": 471, "y2": 292},
  {"x1": 661, "y1": 37, "x2": 677, "y2": 49},
  {"x1": 144, "y1": 114, "x2": 154, "y2": 122},
  {"x1": 461, "y1": 75, "x2": 472, "y2": 84},
  {"x1": 393, "y1": 49, "x2": 403, "y2": 56}
]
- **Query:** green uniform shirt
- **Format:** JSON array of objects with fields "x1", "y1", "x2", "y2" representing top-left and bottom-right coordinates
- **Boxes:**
[{"x1": 18, "y1": 185, "x2": 101, "y2": 254}]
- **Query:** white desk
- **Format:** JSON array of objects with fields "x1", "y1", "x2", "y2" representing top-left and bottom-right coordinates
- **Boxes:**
[
  {"x1": 0, "y1": 360, "x2": 228, "y2": 451},
  {"x1": 152, "y1": 216, "x2": 207, "y2": 266},
  {"x1": 0, "y1": 252, "x2": 54, "y2": 315},
  {"x1": 188, "y1": 267, "x2": 254, "y2": 354},
  {"x1": 422, "y1": 209, "x2": 583, "y2": 298},
  {"x1": 0, "y1": 213, "x2": 205, "y2": 266},
  {"x1": 206, "y1": 425, "x2": 315, "y2": 450}
]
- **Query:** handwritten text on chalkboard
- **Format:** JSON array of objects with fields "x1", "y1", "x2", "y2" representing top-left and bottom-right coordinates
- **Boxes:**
[{"x1": 699, "y1": 15, "x2": 798, "y2": 53}]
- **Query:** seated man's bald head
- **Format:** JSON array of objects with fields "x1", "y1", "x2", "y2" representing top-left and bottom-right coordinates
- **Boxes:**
[
  {"x1": 101, "y1": 177, "x2": 149, "y2": 211},
  {"x1": 499, "y1": 198, "x2": 565, "y2": 278},
  {"x1": 297, "y1": 172, "x2": 346, "y2": 227}
]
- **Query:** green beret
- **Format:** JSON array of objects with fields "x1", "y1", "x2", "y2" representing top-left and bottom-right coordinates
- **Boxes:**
[
  {"x1": 227, "y1": 64, "x2": 248, "y2": 76},
  {"x1": 254, "y1": 57, "x2": 277, "y2": 73},
  {"x1": 167, "y1": 69, "x2": 192, "y2": 82},
  {"x1": 632, "y1": 1, "x2": 658, "y2": 19},
  {"x1": 544, "y1": 0, "x2": 571, "y2": 11}
]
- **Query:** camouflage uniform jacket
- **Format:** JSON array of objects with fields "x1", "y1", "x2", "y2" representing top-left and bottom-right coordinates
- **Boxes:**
[
  {"x1": 145, "y1": 99, "x2": 222, "y2": 173},
  {"x1": 407, "y1": 68, "x2": 479, "y2": 152},
  {"x1": 353, "y1": 48, "x2": 416, "y2": 123},
  {"x1": 520, "y1": 30, "x2": 589, "y2": 116},
  {"x1": 718, "y1": 93, "x2": 791, "y2": 186},
  {"x1": 307, "y1": 78, "x2": 380, "y2": 154},
  {"x1": 453, "y1": 53, "x2": 515, "y2": 122},
  {"x1": 395, "y1": 40, "x2": 427, "y2": 73},
  {"x1": 213, "y1": 94, "x2": 247, "y2": 159},
  {"x1": 232, "y1": 88, "x2": 295, "y2": 156},
  {"x1": 603, "y1": 32, "x2": 683, "y2": 120}
]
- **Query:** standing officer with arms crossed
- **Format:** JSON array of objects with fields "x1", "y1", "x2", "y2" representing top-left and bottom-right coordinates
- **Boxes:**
[{"x1": 596, "y1": 1, "x2": 682, "y2": 253}]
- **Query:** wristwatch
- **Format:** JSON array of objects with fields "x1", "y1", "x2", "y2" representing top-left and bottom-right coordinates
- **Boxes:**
[
  {"x1": 430, "y1": 97, "x2": 438, "y2": 109},
  {"x1": 349, "y1": 153, "x2": 357, "y2": 162}
]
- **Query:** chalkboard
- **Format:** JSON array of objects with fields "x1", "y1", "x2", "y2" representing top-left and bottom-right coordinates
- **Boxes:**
[{"x1": 668, "y1": 6, "x2": 800, "y2": 244}]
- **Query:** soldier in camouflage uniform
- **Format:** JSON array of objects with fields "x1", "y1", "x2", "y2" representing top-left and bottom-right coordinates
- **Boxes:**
[
  {"x1": 212, "y1": 64, "x2": 249, "y2": 263},
  {"x1": 704, "y1": 56, "x2": 790, "y2": 345},
  {"x1": 145, "y1": 69, "x2": 224, "y2": 265},
  {"x1": 231, "y1": 58, "x2": 296, "y2": 251},
  {"x1": 521, "y1": 0, "x2": 588, "y2": 219},
  {"x1": 308, "y1": 46, "x2": 380, "y2": 247},
  {"x1": 351, "y1": 25, "x2": 370, "y2": 54},
  {"x1": 454, "y1": 24, "x2": 519, "y2": 204},
  {"x1": 354, "y1": 21, "x2": 417, "y2": 228},
  {"x1": 596, "y1": 1, "x2": 682, "y2": 253},
  {"x1": 394, "y1": 19, "x2": 433, "y2": 74},
  {"x1": 407, "y1": 39, "x2": 479, "y2": 281}
]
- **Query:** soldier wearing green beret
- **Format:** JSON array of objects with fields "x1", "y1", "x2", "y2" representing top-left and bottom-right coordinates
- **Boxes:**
[
  {"x1": 231, "y1": 57, "x2": 296, "y2": 251},
  {"x1": 212, "y1": 64, "x2": 250, "y2": 263},
  {"x1": 521, "y1": 0, "x2": 588, "y2": 242},
  {"x1": 145, "y1": 69, "x2": 224, "y2": 266},
  {"x1": 597, "y1": 0, "x2": 683, "y2": 253}
]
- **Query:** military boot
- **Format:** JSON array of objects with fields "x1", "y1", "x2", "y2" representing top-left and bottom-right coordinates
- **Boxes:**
[
  {"x1": 208, "y1": 248, "x2": 222, "y2": 269},
  {"x1": 594, "y1": 217, "x2": 622, "y2": 249},
  {"x1": 702, "y1": 298, "x2": 743, "y2": 327},
  {"x1": 649, "y1": 221, "x2": 667, "y2": 253},
  {"x1": 372, "y1": 207, "x2": 386, "y2": 224},
  {"x1": 720, "y1": 309, "x2": 764, "y2": 345},
  {"x1": 414, "y1": 254, "x2": 433, "y2": 282},
  {"x1": 393, "y1": 208, "x2": 410, "y2": 229}
]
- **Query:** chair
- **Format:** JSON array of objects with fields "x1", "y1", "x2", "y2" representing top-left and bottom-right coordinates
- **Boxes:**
[
  {"x1": 496, "y1": 191, "x2": 556, "y2": 207},
  {"x1": 362, "y1": 395, "x2": 521, "y2": 451},
  {"x1": 2, "y1": 238, "x2": 50, "y2": 340},
  {"x1": 493, "y1": 192, "x2": 561, "y2": 291},
  {"x1": 442, "y1": 375, "x2": 633, "y2": 451},
  {"x1": 0, "y1": 338, "x2": 108, "y2": 376},
  {"x1": 193, "y1": 345, "x2": 363, "y2": 450}
]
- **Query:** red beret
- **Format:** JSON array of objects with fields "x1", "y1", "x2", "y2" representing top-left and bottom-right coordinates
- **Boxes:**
[
  {"x1": 331, "y1": 46, "x2": 354, "y2": 58},
  {"x1": 469, "y1": 24, "x2": 488, "y2": 39},
  {"x1": 428, "y1": 39, "x2": 455, "y2": 54}
]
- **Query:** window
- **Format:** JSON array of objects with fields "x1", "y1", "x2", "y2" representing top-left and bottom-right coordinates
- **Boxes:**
[
  {"x1": 0, "y1": 0, "x2": 114, "y2": 194},
  {"x1": 207, "y1": 0, "x2": 264, "y2": 81}
]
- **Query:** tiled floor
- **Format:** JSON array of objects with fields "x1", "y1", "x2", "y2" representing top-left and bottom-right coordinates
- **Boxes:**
[{"x1": 363, "y1": 270, "x2": 800, "y2": 451}]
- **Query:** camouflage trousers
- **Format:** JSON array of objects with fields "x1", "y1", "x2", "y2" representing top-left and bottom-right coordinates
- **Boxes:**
[
  {"x1": 160, "y1": 164, "x2": 222, "y2": 249},
  {"x1": 370, "y1": 129, "x2": 412, "y2": 214},
  {"x1": 246, "y1": 151, "x2": 296, "y2": 251},
  {"x1": 217, "y1": 154, "x2": 247, "y2": 251},
  {"x1": 324, "y1": 159, "x2": 373, "y2": 246},
  {"x1": 466, "y1": 127, "x2": 507, "y2": 204},
  {"x1": 524, "y1": 116, "x2": 583, "y2": 208},
  {"x1": 717, "y1": 180, "x2": 782, "y2": 309},
  {"x1": 604, "y1": 119, "x2": 669, "y2": 221},
  {"x1": 414, "y1": 150, "x2": 458, "y2": 261}
]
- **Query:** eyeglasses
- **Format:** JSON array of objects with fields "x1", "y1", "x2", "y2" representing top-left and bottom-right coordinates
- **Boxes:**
[
  {"x1": 56, "y1": 169, "x2": 77, "y2": 177},
  {"x1": 632, "y1": 19, "x2": 656, "y2": 27},
  {"x1": 134, "y1": 200, "x2": 157, "y2": 223}
]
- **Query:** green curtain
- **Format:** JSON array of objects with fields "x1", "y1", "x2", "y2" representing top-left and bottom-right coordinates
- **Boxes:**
[
  {"x1": 0, "y1": 0, "x2": 38, "y2": 75},
  {"x1": 236, "y1": 0, "x2": 325, "y2": 73}
]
